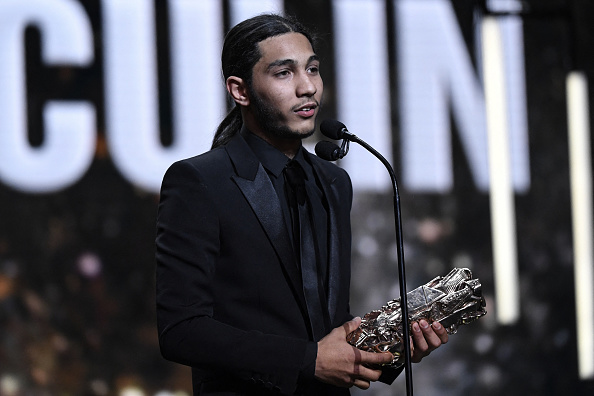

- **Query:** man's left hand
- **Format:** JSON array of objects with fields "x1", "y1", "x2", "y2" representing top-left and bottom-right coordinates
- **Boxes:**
[{"x1": 410, "y1": 319, "x2": 449, "y2": 363}]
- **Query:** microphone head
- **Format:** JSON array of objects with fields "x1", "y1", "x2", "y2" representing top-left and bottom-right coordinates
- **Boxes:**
[
  {"x1": 320, "y1": 119, "x2": 347, "y2": 140},
  {"x1": 315, "y1": 140, "x2": 341, "y2": 161}
]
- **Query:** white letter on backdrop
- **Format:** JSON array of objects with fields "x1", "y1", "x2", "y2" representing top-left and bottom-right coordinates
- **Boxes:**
[
  {"x1": 102, "y1": 0, "x2": 224, "y2": 192},
  {"x1": 0, "y1": 0, "x2": 95, "y2": 193}
]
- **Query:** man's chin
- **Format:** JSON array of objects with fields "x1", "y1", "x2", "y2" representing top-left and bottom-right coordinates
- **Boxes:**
[
  {"x1": 288, "y1": 119, "x2": 318, "y2": 139},
  {"x1": 268, "y1": 125, "x2": 315, "y2": 140},
  {"x1": 297, "y1": 128, "x2": 316, "y2": 140}
]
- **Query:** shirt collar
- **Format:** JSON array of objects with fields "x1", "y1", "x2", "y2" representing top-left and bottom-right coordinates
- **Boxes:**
[{"x1": 241, "y1": 127, "x2": 308, "y2": 179}]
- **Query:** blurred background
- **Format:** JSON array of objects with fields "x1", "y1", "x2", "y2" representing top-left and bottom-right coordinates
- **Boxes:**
[{"x1": 1, "y1": 0, "x2": 593, "y2": 395}]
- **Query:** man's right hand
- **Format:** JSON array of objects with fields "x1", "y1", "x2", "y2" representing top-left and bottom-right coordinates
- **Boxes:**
[{"x1": 314, "y1": 317, "x2": 393, "y2": 390}]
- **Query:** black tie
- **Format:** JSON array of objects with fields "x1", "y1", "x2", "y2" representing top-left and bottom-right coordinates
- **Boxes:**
[{"x1": 284, "y1": 160, "x2": 327, "y2": 341}]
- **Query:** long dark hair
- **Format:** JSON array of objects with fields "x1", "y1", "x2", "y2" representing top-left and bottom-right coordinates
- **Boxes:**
[{"x1": 211, "y1": 14, "x2": 316, "y2": 149}]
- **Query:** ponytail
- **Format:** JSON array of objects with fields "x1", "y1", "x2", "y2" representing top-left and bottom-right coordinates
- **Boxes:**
[{"x1": 211, "y1": 106, "x2": 242, "y2": 149}]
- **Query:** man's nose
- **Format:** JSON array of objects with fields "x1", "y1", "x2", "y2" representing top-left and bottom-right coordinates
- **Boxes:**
[{"x1": 296, "y1": 73, "x2": 317, "y2": 96}]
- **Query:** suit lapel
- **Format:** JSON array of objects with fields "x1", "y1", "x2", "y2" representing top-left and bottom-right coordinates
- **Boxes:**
[{"x1": 225, "y1": 135, "x2": 308, "y2": 313}]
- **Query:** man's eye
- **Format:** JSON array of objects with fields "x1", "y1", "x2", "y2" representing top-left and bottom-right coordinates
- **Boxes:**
[
  {"x1": 275, "y1": 70, "x2": 291, "y2": 77},
  {"x1": 308, "y1": 66, "x2": 319, "y2": 74}
]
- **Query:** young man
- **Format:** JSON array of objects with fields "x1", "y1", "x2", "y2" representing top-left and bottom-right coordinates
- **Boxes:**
[{"x1": 156, "y1": 14, "x2": 448, "y2": 395}]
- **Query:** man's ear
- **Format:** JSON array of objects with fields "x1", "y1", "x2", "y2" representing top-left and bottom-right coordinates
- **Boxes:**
[{"x1": 226, "y1": 76, "x2": 250, "y2": 106}]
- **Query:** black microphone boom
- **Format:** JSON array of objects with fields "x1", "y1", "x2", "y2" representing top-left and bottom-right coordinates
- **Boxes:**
[{"x1": 317, "y1": 120, "x2": 414, "y2": 396}]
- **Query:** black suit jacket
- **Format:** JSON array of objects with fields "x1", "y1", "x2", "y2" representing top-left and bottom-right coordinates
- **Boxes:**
[{"x1": 156, "y1": 132, "x2": 354, "y2": 395}]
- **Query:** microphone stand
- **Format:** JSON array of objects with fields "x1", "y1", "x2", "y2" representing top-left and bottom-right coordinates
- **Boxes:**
[{"x1": 345, "y1": 135, "x2": 414, "y2": 396}]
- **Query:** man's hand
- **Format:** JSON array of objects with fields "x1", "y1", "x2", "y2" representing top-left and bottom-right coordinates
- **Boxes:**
[
  {"x1": 315, "y1": 317, "x2": 393, "y2": 390},
  {"x1": 410, "y1": 319, "x2": 449, "y2": 363}
]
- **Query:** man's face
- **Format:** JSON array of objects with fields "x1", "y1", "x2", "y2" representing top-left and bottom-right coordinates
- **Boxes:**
[{"x1": 247, "y1": 32, "x2": 323, "y2": 141}]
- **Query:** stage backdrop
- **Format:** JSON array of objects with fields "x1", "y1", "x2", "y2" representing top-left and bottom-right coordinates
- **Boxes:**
[{"x1": 1, "y1": 1, "x2": 593, "y2": 395}]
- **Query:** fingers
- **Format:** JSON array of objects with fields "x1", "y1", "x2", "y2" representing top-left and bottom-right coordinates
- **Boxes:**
[
  {"x1": 316, "y1": 319, "x2": 389, "y2": 389},
  {"x1": 421, "y1": 320, "x2": 447, "y2": 348},
  {"x1": 353, "y1": 378, "x2": 371, "y2": 390},
  {"x1": 355, "y1": 350, "x2": 393, "y2": 384},
  {"x1": 357, "y1": 363, "x2": 386, "y2": 382},
  {"x1": 341, "y1": 316, "x2": 362, "y2": 335},
  {"x1": 410, "y1": 319, "x2": 448, "y2": 363},
  {"x1": 360, "y1": 350, "x2": 394, "y2": 367},
  {"x1": 432, "y1": 321, "x2": 449, "y2": 344},
  {"x1": 353, "y1": 348, "x2": 392, "y2": 379}
]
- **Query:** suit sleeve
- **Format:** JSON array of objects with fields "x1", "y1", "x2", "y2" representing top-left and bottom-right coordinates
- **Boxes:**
[{"x1": 155, "y1": 160, "x2": 311, "y2": 394}]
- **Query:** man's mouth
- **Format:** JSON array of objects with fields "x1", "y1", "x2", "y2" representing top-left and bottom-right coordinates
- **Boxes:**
[{"x1": 294, "y1": 102, "x2": 318, "y2": 117}]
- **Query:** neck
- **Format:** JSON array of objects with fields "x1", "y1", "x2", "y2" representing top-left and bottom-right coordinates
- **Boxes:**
[
  {"x1": 243, "y1": 116, "x2": 302, "y2": 159},
  {"x1": 257, "y1": 133, "x2": 301, "y2": 159}
]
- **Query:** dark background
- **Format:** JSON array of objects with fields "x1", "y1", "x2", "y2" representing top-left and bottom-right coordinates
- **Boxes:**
[{"x1": 1, "y1": 0, "x2": 593, "y2": 395}]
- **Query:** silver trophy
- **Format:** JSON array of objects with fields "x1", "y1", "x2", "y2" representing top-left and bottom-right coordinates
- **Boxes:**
[{"x1": 346, "y1": 268, "x2": 487, "y2": 368}]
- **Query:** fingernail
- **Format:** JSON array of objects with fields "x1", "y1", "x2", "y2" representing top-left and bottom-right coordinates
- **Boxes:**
[
  {"x1": 420, "y1": 320, "x2": 429, "y2": 329},
  {"x1": 432, "y1": 322, "x2": 442, "y2": 330},
  {"x1": 412, "y1": 322, "x2": 421, "y2": 332}
]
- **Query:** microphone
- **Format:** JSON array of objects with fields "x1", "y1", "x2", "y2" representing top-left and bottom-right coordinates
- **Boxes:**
[
  {"x1": 315, "y1": 120, "x2": 414, "y2": 396},
  {"x1": 314, "y1": 140, "x2": 341, "y2": 161},
  {"x1": 320, "y1": 119, "x2": 358, "y2": 141},
  {"x1": 314, "y1": 119, "x2": 359, "y2": 160}
]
